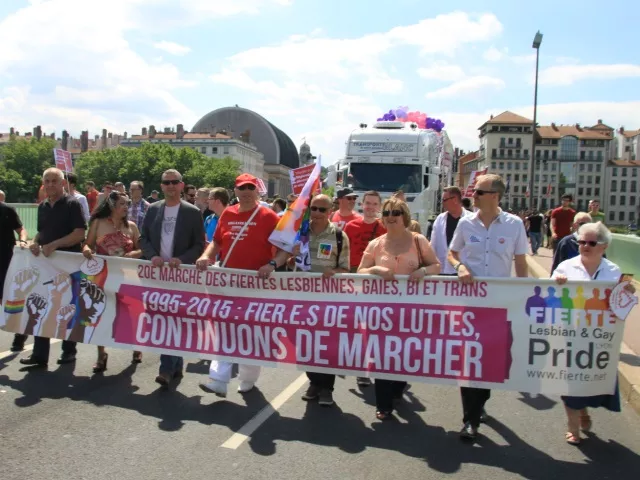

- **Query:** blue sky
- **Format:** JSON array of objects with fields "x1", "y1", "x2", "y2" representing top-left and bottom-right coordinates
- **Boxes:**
[{"x1": 1, "y1": 0, "x2": 638, "y2": 165}]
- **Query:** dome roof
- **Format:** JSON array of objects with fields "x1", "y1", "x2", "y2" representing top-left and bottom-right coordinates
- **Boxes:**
[{"x1": 191, "y1": 106, "x2": 299, "y2": 169}]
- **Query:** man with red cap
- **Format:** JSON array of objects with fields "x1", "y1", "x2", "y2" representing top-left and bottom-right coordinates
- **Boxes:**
[{"x1": 196, "y1": 173, "x2": 289, "y2": 397}]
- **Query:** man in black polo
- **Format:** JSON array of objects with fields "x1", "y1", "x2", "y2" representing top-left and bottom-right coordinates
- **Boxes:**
[{"x1": 18, "y1": 168, "x2": 86, "y2": 367}]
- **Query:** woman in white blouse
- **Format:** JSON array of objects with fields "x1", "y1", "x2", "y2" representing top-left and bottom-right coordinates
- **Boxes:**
[{"x1": 552, "y1": 222, "x2": 635, "y2": 445}]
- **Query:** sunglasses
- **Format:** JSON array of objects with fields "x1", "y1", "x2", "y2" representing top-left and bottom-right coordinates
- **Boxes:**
[
  {"x1": 162, "y1": 180, "x2": 181, "y2": 185},
  {"x1": 310, "y1": 206, "x2": 328, "y2": 213},
  {"x1": 578, "y1": 240, "x2": 603, "y2": 247},
  {"x1": 237, "y1": 184, "x2": 256, "y2": 191},
  {"x1": 473, "y1": 189, "x2": 496, "y2": 196},
  {"x1": 382, "y1": 209, "x2": 403, "y2": 217}
]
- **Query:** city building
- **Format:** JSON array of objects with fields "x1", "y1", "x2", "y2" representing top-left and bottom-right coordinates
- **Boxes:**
[
  {"x1": 191, "y1": 106, "x2": 299, "y2": 197},
  {"x1": 457, "y1": 150, "x2": 479, "y2": 190},
  {"x1": 616, "y1": 127, "x2": 640, "y2": 162},
  {"x1": 120, "y1": 125, "x2": 265, "y2": 179},
  {"x1": 476, "y1": 111, "x2": 618, "y2": 216},
  {"x1": 299, "y1": 139, "x2": 314, "y2": 165},
  {"x1": 604, "y1": 160, "x2": 639, "y2": 226}
]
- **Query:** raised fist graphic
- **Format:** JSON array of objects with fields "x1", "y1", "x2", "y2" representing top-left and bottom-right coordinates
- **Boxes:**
[
  {"x1": 39, "y1": 273, "x2": 72, "y2": 337},
  {"x1": 8, "y1": 267, "x2": 39, "y2": 302},
  {"x1": 24, "y1": 293, "x2": 47, "y2": 336},
  {"x1": 46, "y1": 273, "x2": 71, "y2": 300},
  {"x1": 68, "y1": 279, "x2": 106, "y2": 343},
  {"x1": 55, "y1": 305, "x2": 76, "y2": 340}
]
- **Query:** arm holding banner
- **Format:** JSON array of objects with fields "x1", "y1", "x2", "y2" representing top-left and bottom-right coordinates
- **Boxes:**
[
  {"x1": 357, "y1": 241, "x2": 395, "y2": 280},
  {"x1": 196, "y1": 240, "x2": 221, "y2": 270}
]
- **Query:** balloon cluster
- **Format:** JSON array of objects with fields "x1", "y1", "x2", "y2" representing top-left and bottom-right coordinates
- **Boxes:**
[{"x1": 377, "y1": 106, "x2": 445, "y2": 132}]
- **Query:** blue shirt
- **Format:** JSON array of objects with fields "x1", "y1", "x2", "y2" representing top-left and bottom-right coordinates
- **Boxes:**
[{"x1": 204, "y1": 214, "x2": 219, "y2": 242}]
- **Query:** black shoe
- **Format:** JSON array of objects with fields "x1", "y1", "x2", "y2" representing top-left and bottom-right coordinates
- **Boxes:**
[
  {"x1": 57, "y1": 353, "x2": 77, "y2": 365},
  {"x1": 480, "y1": 409, "x2": 489, "y2": 423},
  {"x1": 10, "y1": 342, "x2": 25, "y2": 352},
  {"x1": 19, "y1": 357, "x2": 48, "y2": 368},
  {"x1": 173, "y1": 369, "x2": 184, "y2": 379},
  {"x1": 356, "y1": 377, "x2": 372, "y2": 387},
  {"x1": 301, "y1": 385, "x2": 320, "y2": 401},
  {"x1": 460, "y1": 422, "x2": 478, "y2": 440}
]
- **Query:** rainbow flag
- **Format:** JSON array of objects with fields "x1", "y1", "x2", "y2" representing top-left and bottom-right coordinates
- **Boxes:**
[{"x1": 269, "y1": 155, "x2": 321, "y2": 256}]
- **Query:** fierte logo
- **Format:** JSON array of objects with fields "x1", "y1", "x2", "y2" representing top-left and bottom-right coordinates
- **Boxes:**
[{"x1": 609, "y1": 281, "x2": 638, "y2": 321}]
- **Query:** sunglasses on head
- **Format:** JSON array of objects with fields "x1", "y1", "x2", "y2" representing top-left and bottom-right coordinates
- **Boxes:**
[
  {"x1": 578, "y1": 240, "x2": 601, "y2": 247},
  {"x1": 237, "y1": 184, "x2": 256, "y2": 191},
  {"x1": 310, "y1": 206, "x2": 328, "y2": 213},
  {"x1": 382, "y1": 209, "x2": 403, "y2": 217},
  {"x1": 162, "y1": 180, "x2": 180, "y2": 185},
  {"x1": 473, "y1": 189, "x2": 496, "y2": 196}
]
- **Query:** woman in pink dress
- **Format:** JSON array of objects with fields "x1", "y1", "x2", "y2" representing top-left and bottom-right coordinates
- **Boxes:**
[
  {"x1": 358, "y1": 197, "x2": 441, "y2": 420},
  {"x1": 82, "y1": 191, "x2": 143, "y2": 372}
]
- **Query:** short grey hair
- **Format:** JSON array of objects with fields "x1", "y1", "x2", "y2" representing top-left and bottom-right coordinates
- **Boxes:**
[
  {"x1": 577, "y1": 221, "x2": 612, "y2": 245},
  {"x1": 162, "y1": 169, "x2": 182, "y2": 181},
  {"x1": 197, "y1": 187, "x2": 210, "y2": 197},
  {"x1": 479, "y1": 173, "x2": 506, "y2": 200},
  {"x1": 574, "y1": 212, "x2": 592, "y2": 223},
  {"x1": 42, "y1": 167, "x2": 64, "y2": 181},
  {"x1": 0, "y1": 189, "x2": 5, "y2": 200}
]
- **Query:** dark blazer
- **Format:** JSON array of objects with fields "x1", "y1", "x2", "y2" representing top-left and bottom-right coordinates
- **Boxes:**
[{"x1": 140, "y1": 200, "x2": 205, "y2": 264}]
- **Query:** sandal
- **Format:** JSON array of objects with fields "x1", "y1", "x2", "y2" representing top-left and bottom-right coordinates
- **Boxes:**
[
  {"x1": 580, "y1": 415, "x2": 592, "y2": 432},
  {"x1": 565, "y1": 432, "x2": 581, "y2": 445},
  {"x1": 376, "y1": 410, "x2": 392, "y2": 420},
  {"x1": 132, "y1": 351, "x2": 142, "y2": 364},
  {"x1": 93, "y1": 353, "x2": 109, "y2": 373}
]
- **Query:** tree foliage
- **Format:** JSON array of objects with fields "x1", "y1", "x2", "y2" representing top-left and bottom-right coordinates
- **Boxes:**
[
  {"x1": 74, "y1": 143, "x2": 241, "y2": 195},
  {"x1": 0, "y1": 136, "x2": 57, "y2": 201}
]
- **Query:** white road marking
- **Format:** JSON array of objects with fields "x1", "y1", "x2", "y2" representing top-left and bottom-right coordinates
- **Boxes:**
[
  {"x1": 0, "y1": 339, "x2": 61, "y2": 361},
  {"x1": 220, "y1": 373, "x2": 308, "y2": 450}
]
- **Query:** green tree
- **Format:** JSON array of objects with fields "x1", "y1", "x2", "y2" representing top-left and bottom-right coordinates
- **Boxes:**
[
  {"x1": 0, "y1": 136, "x2": 57, "y2": 201},
  {"x1": 186, "y1": 156, "x2": 241, "y2": 190}
]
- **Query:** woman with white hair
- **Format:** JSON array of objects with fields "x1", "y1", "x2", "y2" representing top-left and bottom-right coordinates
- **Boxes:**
[{"x1": 552, "y1": 221, "x2": 635, "y2": 445}]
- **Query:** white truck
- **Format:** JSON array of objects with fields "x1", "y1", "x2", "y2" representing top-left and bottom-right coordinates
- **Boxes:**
[{"x1": 326, "y1": 121, "x2": 453, "y2": 231}]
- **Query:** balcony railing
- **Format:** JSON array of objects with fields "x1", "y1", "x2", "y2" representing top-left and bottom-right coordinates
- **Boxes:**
[{"x1": 491, "y1": 153, "x2": 530, "y2": 160}]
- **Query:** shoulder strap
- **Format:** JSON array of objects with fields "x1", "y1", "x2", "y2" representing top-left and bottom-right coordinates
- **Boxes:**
[
  {"x1": 335, "y1": 227, "x2": 343, "y2": 269},
  {"x1": 369, "y1": 221, "x2": 379, "y2": 242},
  {"x1": 414, "y1": 234, "x2": 426, "y2": 268},
  {"x1": 221, "y1": 205, "x2": 261, "y2": 268}
]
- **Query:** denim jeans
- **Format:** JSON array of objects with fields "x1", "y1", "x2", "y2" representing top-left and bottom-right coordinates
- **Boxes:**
[
  {"x1": 159, "y1": 354, "x2": 183, "y2": 375},
  {"x1": 529, "y1": 232, "x2": 542, "y2": 254}
]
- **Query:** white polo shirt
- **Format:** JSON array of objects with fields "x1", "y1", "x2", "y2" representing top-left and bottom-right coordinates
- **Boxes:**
[
  {"x1": 449, "y1": 209, "x2": 528, "y2": 278},
  {"x1": 551, "y1": 256, "x2": 621, "y2": 282}
]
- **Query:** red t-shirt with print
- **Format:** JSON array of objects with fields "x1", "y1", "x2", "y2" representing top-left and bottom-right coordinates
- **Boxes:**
[
  {"x1": 551, "y1": 207, "x2": 576, "y2": 239},
  {"x1": 343, "y1": 218, "x2": 386, "y2": 268},
  {"x1": 214, "y1": 204, "x2": 280, "y2": 270},
  {"x1": 330, "y1": 211, "x2": 362, "y2": 230}
]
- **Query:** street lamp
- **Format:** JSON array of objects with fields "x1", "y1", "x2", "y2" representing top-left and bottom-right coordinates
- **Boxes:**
[{"x1": 527, "y1": 30, "x2": 543, "y2": 210}]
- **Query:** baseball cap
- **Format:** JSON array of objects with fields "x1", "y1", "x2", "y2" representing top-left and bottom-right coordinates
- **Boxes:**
[
  {"x1": 235, "y1": 173, "x2": 259, "y2": 188},
  {"x1": 151, "y1": 190, "x2": 159, "y2": 194},
  {"x1": 336, "y1": 187, "x2": 358, "y2": 199}
]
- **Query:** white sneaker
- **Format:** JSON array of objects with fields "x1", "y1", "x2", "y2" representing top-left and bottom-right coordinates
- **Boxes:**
[
  {"x1": 238, "y1": 381, "x2": 255, "y2": 393},
  {"x1": 199, "y1": 380, "x2": 227, "y2": 398}
]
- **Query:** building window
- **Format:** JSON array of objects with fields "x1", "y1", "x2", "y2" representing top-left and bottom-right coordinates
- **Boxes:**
[
  {"x1": 508, "y1": 137, "x2": 513, "y2": 145},
  {"x1": 632, "y1": 181, "x2": 637, "y2": 193},
  {"x1": 578, "y1": 187, "x2": 584, "y2": 196},
  {"x1": 551, "y1": 175, "x2": 556, "y2": 182},
  {"x1": 523, "y1": 174, "x2": 528, "y2": 182},
  {"x1": 492, "y1": 148, "x2": 497, "y2": 157},
  {"x1": 580, "y1": 151, "x2": 585, "y2": 160},
  {"x1": 622, "y1": 168, "x2": 628, "y2": 177},
  {"x1": 594, "y1": 187, "x2": 600, "y2": 196},
  {"x1": 508, "y1": 149, "x2": 512, "y2": 158},
  {"x1": 543, "y1": 162, "x2": 548, "y2": 171},
  {"x1": 552, "y1": 151, "x2": 557, "y2": 160},
  {"x1": 608, "y1": 211, "x2": 615, "y2": 222},
  {"x1": 507, "y1": 162, "x2": 512, "y2": 170},
  {"x1": 499, "y1": 162, "x2": 504, "y2": 170},
  {"x1": 535, "y1": 174, "x2": 539, "y2": 182},
  {"x1": 621, "y1": 180, "x2": 627, "y2": 192},
  {"x1": 543, "y1": 150, "x2": 549, "y2": 160},
  {"x1": 514, "y1": 186, "x2": 519, "y2": 193},
  {"x1": 612, "y1": 167, "x2": 618, "y2": 176},
  {"x1": 588, "y1": 164, "x2": 593, "y2": 172},
  {"x1": 597, "y1": 151, "x2": 602, "y2": 161},
  {"x1": 551, "y1": 163, "x2": 557, "y2": 171},
  {"x1": 500, "y1": 149, "x2": 505, "y2": 157},
  {"x1": 631, "y1": 211, "x2": 636, "y2": 222},
  {"x1": 588, "y1": 151, "x2": 593, "y2": 160},
  {"x1": 491, "y1": 162, "x2": 496, "y2": 169},
  {"x1": 596, "y1": 164, "x2": 601, "y2": 173},
  {"x1": 579, "y1": 175, "x2": 584, "y2": 183},
  {"x1": 536, "y1": 150, "x2": 541, "y2": 159},
  {"x1": 611, "y1": 180, "x2": 617, "y2": 191},
  {"x1": 515, "y1": 174, "x2": 520, "y2": 181},
  {"x1": 223, "y1": 147, "x2": 230, "y2": 154},
  {"x1": 586, "y1": 187, "x2": 592, "y2": 196},
  {"x1": 620, "y1": 196, "x2": 626, "y2": 206},
  {"x1": 633, "y1": 169, "x2": 638, "y2": 177},
  {"x1": 515, "y1": 162, "x2": 520, "y2": 170},
  {"x1": 524, "y1": 149, "x2": 529, "y2": 157},
  {"x1": 631, "y1": 196, "x2": 637, "y2": 206},
  {"x1": 579, "y1": 164, "x2": 585, "y2": 172},
  {"x1": 212, "y1": 147, "x2": 218, "y2": 154},
  {"x1": 619, "y1": 211, "x2": 625, "y2": 222},
  {"x1": 610, "y1": 195, "x2": 616, "y2": 206},
  {"x1": 200, "y1": 147, "x2": 207, "y2": 154}
]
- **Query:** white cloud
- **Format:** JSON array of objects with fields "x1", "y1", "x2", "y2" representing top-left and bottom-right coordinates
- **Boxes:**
[
  {"x1": 364, "y1": 75, "x2": 404, "y2": 94},
  {"x1": 483, "y1": 46, "x2": 505, "y2": 62},
  {"x1": 153, "y1": 40, "x2": 191, "y2": 56},
  {"x1": 417, "y1": 64, "x2": 465, "y2": 82},
  {"x1": 540, "y1": 64, "x2": 640, "y2": 86},
  {"x1": 426, "y1": 76, "x2": 505, "y2": 99}
]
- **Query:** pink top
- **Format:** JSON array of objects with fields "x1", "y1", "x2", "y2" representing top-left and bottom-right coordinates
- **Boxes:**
[
  {"x1": 96, "y1": 231, "x2": 134, "y2": 257},
  {"x1": 362, "y1": 233, "x2": 431, "y2": 275}
]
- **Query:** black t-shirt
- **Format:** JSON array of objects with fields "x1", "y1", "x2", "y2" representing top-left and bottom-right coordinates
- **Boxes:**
[
  {"x1": 202, "y1": 207, "x2": 213, "y2": 221},
  {"x1": 0, "y1": 202, "x2": 22, "y2": 252},
  {"x1": 445, "y1": 213, "x2": 461, "y2": 246},
  {"x1": 37, "y1": 194, "x2": 86, "y2": 252},
  {"x1": 527, "y1": 214, "x2": 543, "y2": 233},
  {"x1": 147, "y1": 196, "x2": 158, "y2": 204}
]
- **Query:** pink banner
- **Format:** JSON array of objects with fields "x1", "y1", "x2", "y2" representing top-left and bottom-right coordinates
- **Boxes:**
[
  {"x1": 289, "y1": 164, "x2": 318, "y2": 195},
  {"x1": 113, "y1": 284, "x2": 512, "y2": 382},
  {"x1": 463, "y1": 168, "x2": 487, "y2": 198},
  {"x1": 53, "y1": 148, "x2": 73, "y2": 172}
]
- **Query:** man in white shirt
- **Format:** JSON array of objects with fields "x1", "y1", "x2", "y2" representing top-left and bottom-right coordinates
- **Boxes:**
[
  {"x1": 431, "y1": 186, "x2": 472, "y2": 274},
  {"x1": 448, "y1": 174, "x2": 529, "y2": 440},
  {"x1": 65, "y1": 172, "x2": 90, "y2": 222}
]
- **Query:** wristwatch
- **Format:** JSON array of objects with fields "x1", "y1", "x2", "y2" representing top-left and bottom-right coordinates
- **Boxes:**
[
  {"x1": 268, "y1": 260, "x2": 278, "y2": 268},
  {"x1": 453, "y1": 262, "x2": 463, "y2": 271}
]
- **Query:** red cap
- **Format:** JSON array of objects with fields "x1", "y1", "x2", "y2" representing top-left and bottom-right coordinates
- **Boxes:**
[{"x1": 235, "y1": 173, "x2": 259, "y2": 188}]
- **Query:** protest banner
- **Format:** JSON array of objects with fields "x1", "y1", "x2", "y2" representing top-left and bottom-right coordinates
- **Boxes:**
[
  {"x1": 53, "y1": 148, "x2": 73, "y2": 173},
  {"x1": 2, "y1": 249, "x2": 634, "y2": 396},
  {"x1": 463, "y1": 168, "x2": 488, "y2": 198},
  {"x1": 289, "y1": 163, "x2": 318, "y2": 195}
]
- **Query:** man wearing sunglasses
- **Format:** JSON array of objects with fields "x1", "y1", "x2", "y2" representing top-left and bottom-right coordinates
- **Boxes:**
[
  {"x1": 196, "y1": 173, "x2": 289, "y2": 398},
  {"x1": 330, "y1": 187, "x2": 362, "y2": 229},
  {"x1": 139, "y1": 169, "x2": 205, "y2": 388},
  {"x1": 550, "y1": 212, "x2": 593, "y2": 272},
  {"x1": 431, "y1": 186, "x2": 472, "y2": 275},
  {"x1": 447, "y1": 174, "x2": 529, "y2": 440},
  {"x1": 293, "y1": 194, "x2": 351, "y2": 406}
]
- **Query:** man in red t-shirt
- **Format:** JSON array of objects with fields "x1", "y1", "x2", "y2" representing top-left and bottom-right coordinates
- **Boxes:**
[
  {"x1": 330, "y1": 187, "x2": 362, "y2": 228},
  {"x1": 196, "y1": 173, "x2": 289, "y2": 398},
  {"x1": 551, "y1": 194, "x2": 576, "y2": 252},
  {"x1": 85, "y1": 181, "x2": 98, "y2": 213},
  {"x1": 343, "y1": 190, "x2": 386, "y2": 272}
]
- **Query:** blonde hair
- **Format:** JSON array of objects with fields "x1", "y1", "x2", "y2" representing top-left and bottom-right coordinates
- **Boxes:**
[
  {"x1": 381, "y1": 197, "x2": 411, "y2": 228},
  {"x1": 408, "y1": 220, "x2": 422, "y2": 233}
]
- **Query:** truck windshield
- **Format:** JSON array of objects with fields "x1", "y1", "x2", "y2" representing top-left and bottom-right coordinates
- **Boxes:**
[{"x1": 349, "y1": 164, "x2": 422, "y2": 193}]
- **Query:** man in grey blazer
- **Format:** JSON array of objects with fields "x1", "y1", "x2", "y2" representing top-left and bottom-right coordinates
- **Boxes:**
[{"x1": 139, "y1": 168, "x2": 205, "y2": 388}]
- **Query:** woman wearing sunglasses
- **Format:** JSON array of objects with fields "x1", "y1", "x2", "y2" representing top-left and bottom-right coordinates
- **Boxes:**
[
  {"x1": 552, "y1": 221, "x2": 635, "y2": 445},
  {"x1": 82, "y1": 191, "x2": 143, "y2": 372},
  {"x1": 358, "y1": 197, "x2": 440, "y2": 420}
]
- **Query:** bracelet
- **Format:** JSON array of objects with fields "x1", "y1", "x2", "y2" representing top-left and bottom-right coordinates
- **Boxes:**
[
  {"x1": 19, "y1": 240, "x2": 27, "y2": 244},
  {"x1": 4, "y1": 298, "x2": 26, "y2": 314}
]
